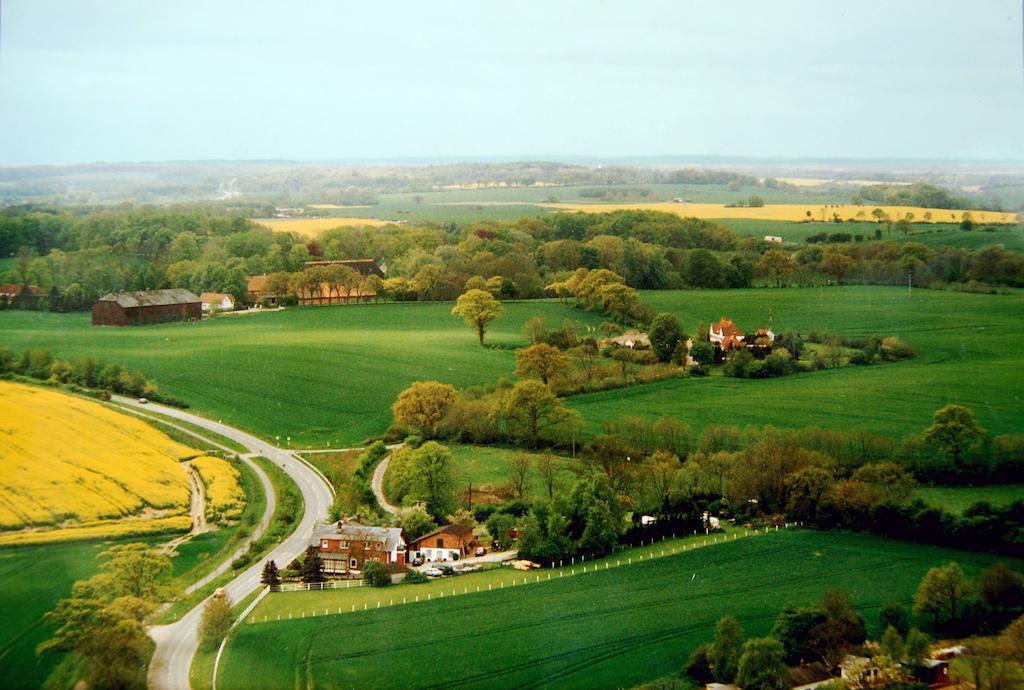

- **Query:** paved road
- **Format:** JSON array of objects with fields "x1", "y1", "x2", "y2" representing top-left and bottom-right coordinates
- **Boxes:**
[
  {"x1": 369, "y1": 447, "x2": 403, "y2": 515},
  {"x1": 111, "y1": 397, "x2": 334, "y2": 690}
]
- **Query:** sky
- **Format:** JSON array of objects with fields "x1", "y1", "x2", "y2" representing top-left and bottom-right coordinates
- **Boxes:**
[{"x1": 0, "y1": 0, "x2": 1022, "y2": 164}]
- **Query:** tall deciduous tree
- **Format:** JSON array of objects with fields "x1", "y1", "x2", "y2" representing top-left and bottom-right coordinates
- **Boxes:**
[
  {"x1": 409, "y1": 441, "x2": 459, "y2": 521},
  {"x1": 505, "y1": 380, "x2": 567, "y2": 446},
  {"x1": 710, "y1": 616, "x2": 744, "y2": 683},
  {"x1": 451, "y1": 288, "x2": 502, "y2": 345},
  {"x1": 199, "y1": 594, "x2": 233, "y2": 651},
  {"x1": 391, "y1": 381, "x2": 458, "y2": 437},
  {"x1": 649, "y1": 312, "x2": 684, "y2": 363},
  {"x1": 914, "y1": 561, "x2": 971, "y2": 630},
  {"x1": 925, "y1": 404, "x2": 985, "y2": 465},
  {"x1": 507, "y1": 453, "x2": 531, "y2": 500},
  {"x1": 736, "y1": 637, "x2": 789, "y2": 690},
  {"x1": 515, "y1": 342, "x2": 570, "y2": 385}
]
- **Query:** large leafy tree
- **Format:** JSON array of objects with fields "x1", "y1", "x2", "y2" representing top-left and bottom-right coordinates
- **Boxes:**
[
  {"x1": 914, "y1": 561, "x2": 971, "y2": 630},
  {"x1": 735, "y1": 637, "x2": 789, "y2": 690},
  {"x1": 408, "y1": 441, "x2": 459, "y2": 521},
  {"x1": 710, "y1": 616, "x2": 744, "y2": 682},
  {"x1": 925, "y1": 404, "x2": 985, "y2": 465},
  {"x1": 649, "y1": 312, "x2": 684, "y2": 363},
  {"x1": 515, "y1": 342, "x2": 571, "y2": 385},
  {"x1": 451, "y1": 288, "x2": 502, "y2": 345},
  {"x1": 391, "y1": 381, "x2": 458, "y2": 437},
  {"x1": 505, "y1": 379, "x2": 567, "y2": 446},
  {"x1": 199, "y1": 594, "x2": 233, "y2": 651}
]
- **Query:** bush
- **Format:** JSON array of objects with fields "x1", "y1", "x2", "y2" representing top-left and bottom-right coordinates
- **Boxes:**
[
  {"x1": 404, "y1": 568, "x2": 428, "y2": 584},
  {"x1": 363, "y1": 560, "x2": 392, "y2": 587}
]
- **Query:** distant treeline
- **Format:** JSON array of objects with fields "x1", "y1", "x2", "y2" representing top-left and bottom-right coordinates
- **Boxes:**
[
  {"x1": 2, "y1": 205, "x2": 1023, "y2": 312},
  {"x1": 856, "y1": 182, "x2": 971, "y2": 210}
]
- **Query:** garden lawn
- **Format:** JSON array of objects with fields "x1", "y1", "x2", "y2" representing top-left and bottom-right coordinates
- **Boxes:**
[
  {"x1": 568, "y1": 286, "x2": 1024, "y2": 439},
  {"x1": 0, "y1": 301, "x2": 605, "y2": 448},
  {"x1": 914, "y1": 484, "x2": 1024, "y2": 515},
  {"x1": 216, "y1": 530, "x2": 1016, "y2": 690}
]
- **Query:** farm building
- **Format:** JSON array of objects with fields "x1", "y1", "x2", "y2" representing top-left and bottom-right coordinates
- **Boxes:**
[
  {"x1": 245, "y1": 273, "x2": 378, "y2": 307},
  {"x1": 409, "y1": 524, "x2": 478, "y2": 562},
  {"x1": 0, "y1": 283, "x2": 45, "y2": 307},
  {"x1": 709, "y1": 316, "x2": 775, "y2": 361},
  {"x1": 312, "y1": 520, "x2": 407, "y2": 576},
  {"x1": 200, "y1": 292, "x2": 235, "y2": 313},
  {"x1": 764, "y1": 235, "x2": 784, "y2": 243},
  {"x1": 304, "y1": 258, "x2": 386, "y2": 278},
  {"x1": 600, "y1": 331, "x2": 650, "y2": 349},
  {"x1": 91, "y1": 289, "x2": 201, "y2": 326}
]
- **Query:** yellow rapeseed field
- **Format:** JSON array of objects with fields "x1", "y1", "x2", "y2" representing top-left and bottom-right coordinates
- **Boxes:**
[
  {"x1": 191, "y1": 456, "x2": 244, "y2": 523},
  {"x1": 0, "y1": 515, "x2": 193, "y2": 547},
  {"x1": 0, "y1": 381, "x2": 193, "y2": 537},
  {"x1": 254, "y1": 217, "x2": 395, "y2": 235},
  {"x1": 541, "y1": 202, "x2": 1018, "y2": 225}
]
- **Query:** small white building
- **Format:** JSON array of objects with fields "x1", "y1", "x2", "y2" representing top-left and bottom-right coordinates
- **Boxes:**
[
  {"x1": 764, "y1": 235, "x2": 784, "y2": 243},
  {"x1": 200, "y1": 292, "x2": 235, "y2": 313}
]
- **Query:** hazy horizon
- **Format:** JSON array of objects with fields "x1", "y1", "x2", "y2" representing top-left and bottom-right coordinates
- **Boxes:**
[{"x1": 1, "y1": 0, "x2": 1023, "y2": 165}]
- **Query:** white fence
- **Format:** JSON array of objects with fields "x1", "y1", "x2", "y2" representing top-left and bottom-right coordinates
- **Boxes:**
[{"x1": 272, "y1": 579, "x2": 364, "y2": 593}]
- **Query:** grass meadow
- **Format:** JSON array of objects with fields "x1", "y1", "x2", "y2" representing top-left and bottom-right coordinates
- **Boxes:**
[
  {"x1": 914, "y1": 484, "x2": 1024, "y2": 515},
  {"x1": 447, "y1": 445, "x2": 583, "y2": 503},
  {"x1": 568, "y1": 286, "x2": 1024, "y2": 439},
  {"x1": 0, "y1": 301, "x2": 606, "y2": 448},
  {"x1": 2, "y1": 286, "x2": 1021, "y2": 447},
  {"x1": 215, "y1": 530, "x2": 1017, "y2": 690}
]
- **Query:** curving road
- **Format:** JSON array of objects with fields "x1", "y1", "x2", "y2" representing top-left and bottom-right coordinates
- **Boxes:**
[
  {"x1": 369, "y1": 447, "x2": 404, "y2": 516},
  {"x1": 111, "y1": 397, "x2": 334, "y2": 690}
]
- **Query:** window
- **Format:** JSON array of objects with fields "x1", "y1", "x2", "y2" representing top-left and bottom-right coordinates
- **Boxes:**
[
  {"x1": 321, "y1": 539, "x2": 328, "y2": 548},
  {"x1": 436, "y1": 538, "x2": 444, "y2": 548},
  {"x1": 350, "y1": 558, "x2": 357, "y2": 568},
  {"x1": 341, "y1": 540, "x2": 349, "y2": 548}
]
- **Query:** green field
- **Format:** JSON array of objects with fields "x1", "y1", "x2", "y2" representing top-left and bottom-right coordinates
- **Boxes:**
[
  {"x1": 0, "y1": 538, "x2": 163, "y2": 689},
  {"x1": 448, "y1": 445, "x2": 582, "y2": 502},
  {"x1": 0, "y1": 301, "x2": 605, "y2": 448},
  {"x1": 915, "y1": 484, "x2": 1024, "y2": 515},
  {"x1": 713, "y1": 219, "x2": 1024, "y2": 249},
  {"x1": 568, "y1": 286, "x2": 1024, "y2": 439},
  {"x1": 215, "y1": 530, "x2": 1016, "y2": 690}
]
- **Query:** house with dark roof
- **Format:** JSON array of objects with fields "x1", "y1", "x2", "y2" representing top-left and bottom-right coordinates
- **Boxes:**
[
  {"x1": 304, "y1": 258, "x2": 386, "y2": 278},
  {"x1": 311, "y1": 520, "x2": 407, "y2": 576},
  {"x1": 92, "y1": 289, "x2": 201, "y2": 326},
  {"x1": 409, "y1": 524, "x2": 478, "y2": 562}
]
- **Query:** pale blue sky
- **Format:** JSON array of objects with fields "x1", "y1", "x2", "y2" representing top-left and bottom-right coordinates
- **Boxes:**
[{"x1": 0, "y1": 0, "x2": 1022, "y2": 163}]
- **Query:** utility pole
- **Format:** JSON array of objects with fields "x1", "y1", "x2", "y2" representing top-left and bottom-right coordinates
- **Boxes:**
[{"x1": 467, "y1": 482, "x2": 472, "y2": 511}]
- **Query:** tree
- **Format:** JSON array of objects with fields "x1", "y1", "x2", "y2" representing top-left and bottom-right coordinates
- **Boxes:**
[
  {"x1": 914, "y1": 561, "x2": 971, "y2": 630},
  {"x1": 536, "y1": 452, "x2": 559, "y2": 501},
  {"x1": 260, "y1": 560, "x2": 281, "y2": 586},
  {"x1": 505, "y1": 379, "x2": 566, "y2": 446},
  {"x1": 879, "y1": 602, "x2": 911, "y2": 636},
  {"x1": 757, "y1": 249, "x2": 795, "y2": 287},
  {"x1": 979, "y1": 563, "x2": 1024, "y2": 628},
  {"x1": 925, "y1": 404, "x2": 985, "y2": 465},
  {"x1": 451, "y1": 288, "x2": 502, "y2": 345},
  {"x1": 879, "y1": 625, "x2": 904, "y2": 662},
  {"x1": 515, "y1": 342, "x2": 571, "y2": 385},
  {"x1": 811, "y1": 591, "x2": 866, "y2": 668},
  {"x1": 851, "y1": 462, "x2": 916, "y2": 503},
  {"x1": 392, "y1": 381, "x2": 459, "y2": 436},
  {"x1": 735, "y1": 637, "x2": 789, "y2": 690},
  {"x1": 507, "y1": 453, "x2": 531, "y2": 500},
  {"x1": 96, "y1": 543, "x2": 175, "y2": 601},
  {"x1": 409, "y1": 441, "x2": 459, "y2": 521},
  {"x1": 784, "y1": 466, "x2": 834, "y2": 523},
  {"x1": 649, "y1": 312, "x2": 684, "y2": 363},
  {"x1": 199, "y1": 594, "x2": 233, "y2": 650},
  {"x1": 486, "y1": 512, "x2": 517, "y2": 550},
  {"x1": 523, "y1": 315, "x2": 547, "y2": 343},
  {"x1": 686, "y1": 643, "x2": 714, "y2": 684},
  {"x1": 710, "y1": 616, "x2": 744, "y2": 683},
  {"x1": 400, "y1": 506, "x2": 437, "y2": 541},
  {"x1": 362, "y1": 561, "x2": 391, "y2": 587},
  {"x1": 301, "y1": 546, "x2": 324, "y2": 583},
  {"x1": 690, "y1": 340, "x2": 714, "y2": 367}
]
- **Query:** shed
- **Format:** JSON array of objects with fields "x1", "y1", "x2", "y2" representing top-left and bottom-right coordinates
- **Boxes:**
[{"x1": 92, "y1": 289, "x2": 201, "y2": 326}]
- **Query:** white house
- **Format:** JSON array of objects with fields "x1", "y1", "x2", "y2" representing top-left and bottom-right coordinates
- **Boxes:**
[
  {"x1": 764, "y1": 235, "x2": 784, "y2": 243},
  {"x1": 200, "y1": 292, "x2": 235, "y2": 313}
]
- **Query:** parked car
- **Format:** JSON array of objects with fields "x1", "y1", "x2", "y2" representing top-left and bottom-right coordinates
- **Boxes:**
[
  {"x1": 411, "y1": 554, "x2": 424, "y2": 566},
  {"x1": 138, "y1": 397, "x2": 148, "y2": 404},
  {"x1": 422, "y1": 567, "x2": 443, "y2": 578},
  {"x1": 474, "y1": 546, "x2": 487, "y2": 557}
]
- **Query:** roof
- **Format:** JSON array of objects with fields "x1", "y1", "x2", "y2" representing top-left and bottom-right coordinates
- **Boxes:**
[
  {"x1": 97, "y1": 288, "x2": 200, "y2": 308},
  {"x1": 789, "y1": 662, "x2": 831, "y2": 687},
  {"x1": 839, "y1": 655, "x2": 871, "y2": 671},
  {"x1": 410, "y1": 524, "x2": 475, "y2": 546},
  {"x1": 200, "y1": 292, "x2": 235, "y2": 304},
  {"x1": 710, "y1": 316, "x2": 745, "y2": 339},
  {"x1": 0, "y1": 283, "x2": 44, "y2": 297},
  {"x1": 247, "y1": 275, "x2": 269, "y2": 293},
  {"x1": 304, "y1": 259, "x2": 385, "y2": 276},
  {"x1": 312, "y1": 520, "x2": 405, "y2": 551},
  {"x1": 603, "y1": 331, "x2": 650, "y2": 348}
]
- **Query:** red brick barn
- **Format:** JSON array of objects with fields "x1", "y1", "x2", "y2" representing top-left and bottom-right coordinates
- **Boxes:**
[{"x1": 92, "y1": 289, "x2": 201, "y2": 326}]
